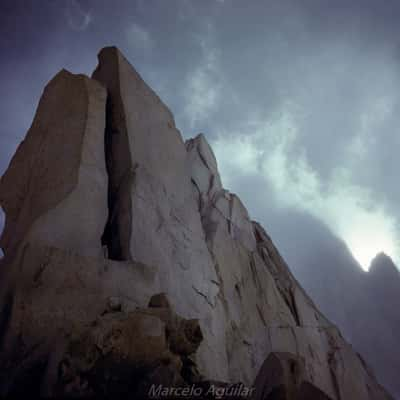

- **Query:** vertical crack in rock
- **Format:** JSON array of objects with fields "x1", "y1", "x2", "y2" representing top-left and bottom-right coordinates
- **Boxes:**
[
  {"x1": 192, "y1": 285, "x2": 215, "y2": 308},
  {"x1": 289, "y1": 290, "x2": 301, "y2": 326},
  {"x1": 93, "y1": 47, "x2": 133, "y2": 261},
  {"x1": 256, "y1": 303, "x2": 267, "y2": 327}
]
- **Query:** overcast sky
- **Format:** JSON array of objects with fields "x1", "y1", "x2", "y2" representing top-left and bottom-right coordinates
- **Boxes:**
[{"x1": 1, "y1": 0, "x2": 400, "y2": 270}]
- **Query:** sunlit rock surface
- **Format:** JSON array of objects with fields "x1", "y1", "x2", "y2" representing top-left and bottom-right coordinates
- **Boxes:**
[{"x1": 0, "y1": 47, "x2": 393, "y2": 399}]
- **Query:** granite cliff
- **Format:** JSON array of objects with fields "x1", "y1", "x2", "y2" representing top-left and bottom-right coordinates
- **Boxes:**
[{"x1": 0, "y1": 47, "x2": 393, "y2": 399}]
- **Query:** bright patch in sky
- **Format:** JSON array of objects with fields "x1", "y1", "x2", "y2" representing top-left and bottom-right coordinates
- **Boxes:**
[
  {"x1": 346, "y1": 221, "x2": 397, "y2": 271},
  {"x1": 212, "y1": 107, "x2": 400, "y2": 271}
]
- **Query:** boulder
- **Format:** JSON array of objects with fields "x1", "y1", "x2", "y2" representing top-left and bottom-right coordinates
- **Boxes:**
[{"x1": 54, "y1": 297, "x2": 205, "y2": 397}]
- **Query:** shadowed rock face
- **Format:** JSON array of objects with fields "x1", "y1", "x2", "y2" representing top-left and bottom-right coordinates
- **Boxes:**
[
  {"x1": 0, "y1": 70, "x2": 108, "y2": 258},
  {"x1": 368, "y1": 253, "x2": 400, "y2": 332},
  {"x1": 366, "y1": 253, "x2": 400, "y2": 397},
  {"x1": 369, "y1": 253, "x2": 400, "y2": 290},
  {"x1": 0, "y1": 47, "x2": 394, "y2": 399}
]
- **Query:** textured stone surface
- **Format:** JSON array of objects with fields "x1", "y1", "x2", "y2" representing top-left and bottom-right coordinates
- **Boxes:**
[
  {"x1": 0, "y1": 70, "x2": 108, "y2": 258},
  {"x1": 0, "y1": 47, "x2": 393, "y2": 399}
]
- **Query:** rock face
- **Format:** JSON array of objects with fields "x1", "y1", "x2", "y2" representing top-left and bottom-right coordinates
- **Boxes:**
[
  {"x1": 0, "y1": 70, "x2": 108, "y2": 258},
  {"x1": 0, "y1": 47, "x2": 393, "y2": 399}
]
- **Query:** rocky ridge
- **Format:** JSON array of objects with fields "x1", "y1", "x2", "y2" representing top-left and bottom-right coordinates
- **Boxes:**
[{"x1": 0, "y1": 47, "x2": 393, "y2": 399}]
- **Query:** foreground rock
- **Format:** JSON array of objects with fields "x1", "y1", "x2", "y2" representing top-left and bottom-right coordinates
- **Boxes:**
[{"x1": 0, "y1": 47, "x2": 393, "y2": 399}]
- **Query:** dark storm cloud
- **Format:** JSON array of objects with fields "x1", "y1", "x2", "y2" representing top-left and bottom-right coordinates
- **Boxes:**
[{"x1": 1, "y1": 0, "x2": 400, "y2": 268}]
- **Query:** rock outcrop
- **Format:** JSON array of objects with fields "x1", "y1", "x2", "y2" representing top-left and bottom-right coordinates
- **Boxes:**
[
  {"x1": 0, "y1": 70, "x2": 108, "y2": 258},
  {"x1": 0, "y1": 46, "x2": 393, "y2": 399}
]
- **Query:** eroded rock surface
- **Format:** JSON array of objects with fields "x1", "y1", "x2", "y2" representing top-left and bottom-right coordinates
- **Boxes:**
[
  {"x1": 0, "y1": 70, "x2": 108, "y2": 258},
  {"x1": 0, "y1": 47, "x2": 393, "y2": 399}
]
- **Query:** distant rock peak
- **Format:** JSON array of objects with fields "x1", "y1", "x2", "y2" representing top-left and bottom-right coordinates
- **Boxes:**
[{"x1": 369, "y1": 252, "x2": 399, "y2": 278}]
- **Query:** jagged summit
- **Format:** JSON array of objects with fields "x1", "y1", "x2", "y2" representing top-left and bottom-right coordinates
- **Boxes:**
[{"x1": 0, "y1": 47, "x2": 393, "y2": 399}]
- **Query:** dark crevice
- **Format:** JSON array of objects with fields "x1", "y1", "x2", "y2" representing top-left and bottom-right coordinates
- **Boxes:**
[
  {"x1": 234, "y1": 283, "x2": 242, "y2": 300},
  {"x1": 256, "y1": 304, "x2": 267, "y2": 327},
  {"x1": 92, "y1": 48, "x2": 134, "y2": 262},
  {"x1": 190, "y1": 178, "x2": 202, "y2": 211},
  {"x1": 191, "y1": 285, "x2": 215, "y2": 308},
  {"x1": 288, "y1": 290, "x2": 301, "y2": 326},
  {"x1": 100, "y1": 93, "x2": 133, "y2": 261}
]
